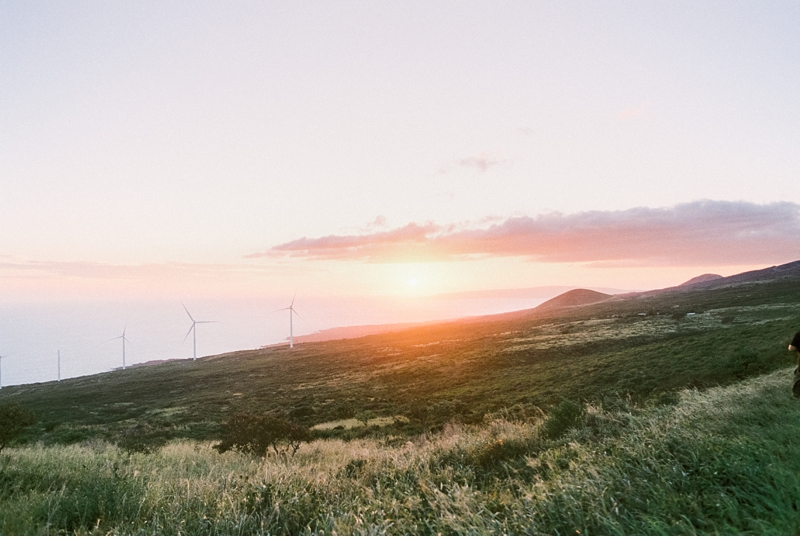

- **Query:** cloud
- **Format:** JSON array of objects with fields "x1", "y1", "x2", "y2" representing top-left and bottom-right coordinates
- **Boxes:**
[
  {"x1": 0, "y1": 260, "x2": 235, "y2": 281},
  {"x1": 256, "y1": 201, "x2": 800, "y2": 266},
  {"x1": 437, "y1": 151, "x2": 506, "y2": 175},
  {"x1": 458, "y1": 151, "x2": 505, "y2": 173},
  {"x1": 619, "y1": 102, "x2": 649, "y2": 120}
]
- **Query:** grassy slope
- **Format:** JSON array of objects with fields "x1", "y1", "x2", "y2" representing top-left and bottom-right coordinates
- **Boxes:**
[
  {"x1": 0, "y1": 368, "x2": 799, "y2": 534},
  {"x1": 2, "y1": 276, "x2": 799, "y2": 445}
]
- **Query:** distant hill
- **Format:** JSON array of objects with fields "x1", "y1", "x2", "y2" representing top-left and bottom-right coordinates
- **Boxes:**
[
  {"x1": 291, "y1": 322, "x2": 428, "y2": 344},
  {"x1": 2, "y1": 258, "x2": 798, "y2": 452},
  {"x1": 705, "y1": 259, "x2": 800, "y2": 287},
  {"x1": 637, "y1": 260, "x2": 800, "y2": 298},
  {"x1": 431, "y1": 285, "x2": 629, "y2": 300},
  {"x1": 678, "y1": 273, "x2": 723, "y2": 287},
  {"x1": 533, "y1": 288, "x2": 613, "y2": 312}
]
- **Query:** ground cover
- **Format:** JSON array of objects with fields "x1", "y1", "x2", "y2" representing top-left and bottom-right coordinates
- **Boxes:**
[
  {"x1": 1, "y1": 368, "x2": 798, "y2": 534},
  {"x1": 2, "y1": 277, "x2": 798, "y2": 448}
]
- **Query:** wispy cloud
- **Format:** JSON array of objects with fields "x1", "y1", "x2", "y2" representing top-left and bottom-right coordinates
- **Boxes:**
[
  {"x1": 255, "y1": 201, "x2": 800, "y2": 266},
  {"x1": 619, "y1": 102, "x2": 649, "y2": 120},
  {"x1": 437, "y1": 151, "x2": 506, "y2": 175}
]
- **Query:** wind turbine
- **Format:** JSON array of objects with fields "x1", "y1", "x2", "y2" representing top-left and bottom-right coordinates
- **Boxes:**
[
  {"x1": 0, "y1": 352, "x2": 6, "y2": 389},
  {"x1": 276, "y1": 293, "x2": 302, "y2": 349},
  {"x1": 183, "y1": 304, "x2": 215, "y2": 360},
  {"x1": 108, "y1": 325, "x2": 131, "y2": 370}
]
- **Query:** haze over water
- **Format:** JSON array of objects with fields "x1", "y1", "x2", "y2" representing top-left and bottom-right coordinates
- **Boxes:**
[
  {"x1": 0, "y1": 293, "x2": 571, "y2": 387},
  {"x1": 2, "y1": 3, "x2": 799, "y2": 388}
]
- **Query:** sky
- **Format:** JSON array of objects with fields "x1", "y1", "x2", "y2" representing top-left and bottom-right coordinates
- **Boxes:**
[{"x1": 1, "y1": 1, "x2": 800, "y2": 384}]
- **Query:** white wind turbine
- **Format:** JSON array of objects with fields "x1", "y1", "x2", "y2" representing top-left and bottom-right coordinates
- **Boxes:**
[
  {"x1": 276, "y1": 293, "x2": 302, "y2": 349},
  {"x1": 0, "y1": 352, "x2": 7, "y2": 389},
  {"x1": 183, "y1": 304, "x2": 215, "y2": 361},
  {"x1": 108, "y1": 325, "x2": 131, "y2": 370}
]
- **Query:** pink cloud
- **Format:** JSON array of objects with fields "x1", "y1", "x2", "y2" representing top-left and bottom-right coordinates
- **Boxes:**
[
  {"x1": 256, "y1": 201, "x2": 800, "y2": 266},
  {"x1": 437, "y1": 151, "x2": 506, "y2": 175}
]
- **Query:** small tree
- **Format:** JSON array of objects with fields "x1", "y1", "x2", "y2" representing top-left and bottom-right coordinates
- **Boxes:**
[
  {"x1": 542, "y1": 398, "x2": 585, "y2": 440},
  {"x1": 354, "y1": 409, "x2": 375, "y2": 428},
  {"x1": 0, "y1": 403, "x2": 35, "y2": 453},
  {"x1": 215, "y1": 412, "x2": 311, "y2": 457}
]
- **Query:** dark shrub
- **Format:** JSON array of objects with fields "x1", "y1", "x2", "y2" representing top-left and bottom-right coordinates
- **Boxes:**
[
  {"x1": 115, "y1": 422, "x2": 172, "y2": 454},
  {"x1": 542, "y1": 399, "x2": 584, "y2": 440},
  {"x1": 0, "y1": 402, "x2": 35, "y2": 452},
  {"x1": 214, "y1": 412, "x2": 311, "y2": 457}
]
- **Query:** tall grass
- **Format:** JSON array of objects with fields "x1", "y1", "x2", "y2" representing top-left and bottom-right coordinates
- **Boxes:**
[{"x1": 2, "y1": 368, "x2": 799, "y2": 534}]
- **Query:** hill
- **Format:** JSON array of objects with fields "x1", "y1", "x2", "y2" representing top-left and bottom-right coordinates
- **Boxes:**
[
  {"x1": 1, "y1": 261, "x2": 800, "y2": 534},
  {"x1": 678, "y1": 273, "x2": 723, "y2": 287},
  {"x1": 533, "y1": 288, "x2": 613, "y2": 312},
  {"x1": 2, "y1": 260, "x2": 798, "y2": 447}
]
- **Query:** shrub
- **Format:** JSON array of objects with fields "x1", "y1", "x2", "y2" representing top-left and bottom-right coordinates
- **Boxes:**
[
  {"x1": 542, "y1": 398, "x2": 584, "y2": 440},
  {"x1": 114, "y1": 422, "x2": 172, "y2": 454},
  {"x1": 214, "y1": 412, "x2": 311, "y2": 457},
  {"x1": 0, "y1": 402, "x2": 35, "y2": 453},
  {"x1": 354, "y1": 409, "x2": 375, "y2": 427}
]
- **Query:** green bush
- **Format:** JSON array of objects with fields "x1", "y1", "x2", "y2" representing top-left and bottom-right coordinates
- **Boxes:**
[
  {"x1": 0, "y1": 403, "x2": 35, "y2": 453},
  {"x1": 542, "y1": 399, "x2": 584, "y2": 440},
  {"x1": 214, "y1": 412, "x2": 312, "y2": 457}
]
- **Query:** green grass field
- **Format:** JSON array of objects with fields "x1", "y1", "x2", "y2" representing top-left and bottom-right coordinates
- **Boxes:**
[
  {"x1": 0, "y1": 273, "x2": 799, "y2": 534},
  {"x1": 1, "y1": 368, "x2": 799, "y2": 534}
]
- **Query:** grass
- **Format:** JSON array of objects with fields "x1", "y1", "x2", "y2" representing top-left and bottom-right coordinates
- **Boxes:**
[
  {"x1": 1, "y1": 368, "x2": 799, "y2": 534},
  {"x1": 3, "y1": 276, "x2": 798, "y2": 446},
  {"x1": 0, "y1": 273, "x2": 799, "y2": 533}
]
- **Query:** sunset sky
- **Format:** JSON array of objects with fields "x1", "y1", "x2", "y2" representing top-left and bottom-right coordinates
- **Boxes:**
[{"x1": 2, "y1": 2, "x2": 800, "y2": 382}]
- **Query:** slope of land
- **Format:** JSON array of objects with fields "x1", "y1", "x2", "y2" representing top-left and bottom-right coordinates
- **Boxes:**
[
  {"x1": 678, "y1": 273, "x2": 723, "y2": 287},
  {"x1": 532, "y1": 288, "x2": 613, "y2": 312},
  {"x1": 2, "y1": 368, "x2": 799, "y2": 534},
  {"x1": 1, "y1": 261, "x2": 800, "y2": 534},
  {"x1": 2, "y1": 261, "x2": 798, "y2": 448}
]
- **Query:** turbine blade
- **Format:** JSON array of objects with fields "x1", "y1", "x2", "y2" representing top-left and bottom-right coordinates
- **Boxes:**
[
  {"x1": 197, "y1": 320, "x2": 216, "y2": 324},
  {"x1": 291, "y1": 307, "x2": 303, "y2": 320},
  {"x1": 291, "y1": 291, "x2": 296, "y2": 307},
  {"x1": 183, "y1": 323, "x2": 195, "y2": 342},
  {"x1": 182, "y1": 303, "x2": 195, "y2": 322}
]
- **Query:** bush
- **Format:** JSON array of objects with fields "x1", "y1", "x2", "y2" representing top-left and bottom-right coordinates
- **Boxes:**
[
  {"x1": 542, "y1": 399, "x2": 584, "y2": 440},
  {"x1": 0, "y1": 403, "x2": 35, "y2": 452},
  {"x1": 114, "y1": 422, "x2": 172, "y2": 454},
  {"x1": 214, "y1": 412, "x2": 311, "y2": 457}
]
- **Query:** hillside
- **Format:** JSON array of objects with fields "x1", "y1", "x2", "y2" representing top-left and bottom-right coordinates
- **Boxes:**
[
  {"x1": 1, "y1": 262, "x2": 800, "y2": 534},
  {"x1": 678, "y1": 273, "x2": 723, "y2": 287},
  {"x1": 2, "y1": 261, "x2": 798, "y2": 448},
  {"x1": 533, "y1": 288, "x2": 613, "y2": 312}
]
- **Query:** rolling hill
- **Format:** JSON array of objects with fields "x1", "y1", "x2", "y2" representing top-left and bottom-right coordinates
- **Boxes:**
[
  {"x1": 532, "y1": 288, "x2": 614, "y2": 312},
  {"x1": 2, "y1": 260, "x2": 798, "y2": 447},
  {"x1": 2, "y1": 260, "x2": 800, "y2": 535}
]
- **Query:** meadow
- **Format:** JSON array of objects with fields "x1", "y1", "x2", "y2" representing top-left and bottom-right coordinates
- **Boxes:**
[
  {"x1": 1, "y1": 369, "x2": 800, "y2": 534},
  {"x1": 1, "y1": 269, "x2": 799, "y2": 534}
]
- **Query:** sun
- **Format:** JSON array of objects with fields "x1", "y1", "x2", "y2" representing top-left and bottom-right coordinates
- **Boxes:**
[{"x1": 408, "y1": 278, "x2": 418, "y2": 287}]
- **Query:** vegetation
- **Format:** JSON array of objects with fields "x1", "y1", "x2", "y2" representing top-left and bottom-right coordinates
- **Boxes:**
[
  {"x1": 0, "y1": 403, "x2": 34, "y2": 453},
  {"x1": 0, "y1": 270, "x2": 798, "y2": 533},
  {"x1": 214, "y1": 412, "x2": 311, "y2": 457},
  {"x1": 0, "y1": 370, "x2": 799, "y2": 534}
]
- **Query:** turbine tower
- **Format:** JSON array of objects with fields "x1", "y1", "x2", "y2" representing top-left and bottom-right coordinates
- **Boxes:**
[
  {"x1": 0, "y1": 353, "x2": 5, "y2": 389},
  {"x1": 109, "y1": 325, "x2": 131, "y2": 370},
  {"x1": 183, "y1": 304, "x2": 215, "y2": 360},
  {"x1": 276, "y1": 293, "x2": 302, "y2": 349}
]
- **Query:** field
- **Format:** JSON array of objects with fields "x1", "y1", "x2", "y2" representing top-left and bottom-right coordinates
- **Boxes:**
[{"x1": 1, "y1": 268, "x2": 799, "y2": 534}]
